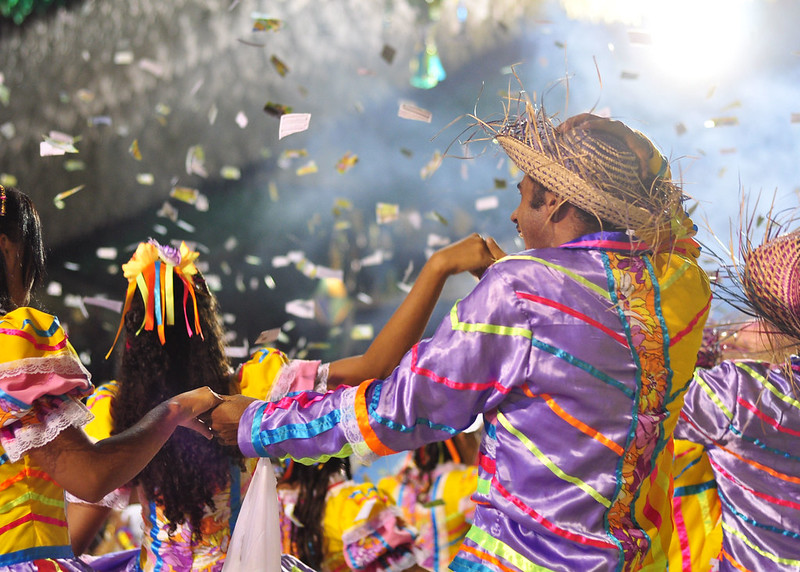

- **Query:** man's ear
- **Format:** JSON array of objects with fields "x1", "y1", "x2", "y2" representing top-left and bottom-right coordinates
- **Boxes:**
[{"x1": 547, "y1": 193, "x2": 571, "y2": 223}]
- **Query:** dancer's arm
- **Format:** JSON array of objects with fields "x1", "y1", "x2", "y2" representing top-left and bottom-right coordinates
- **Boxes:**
[
  {"x1": 29, "y1": 386, "x2": 220, "y2": 503},
  {"x1": 327, "y1": 234, "x2": 505, "y2": 386}
]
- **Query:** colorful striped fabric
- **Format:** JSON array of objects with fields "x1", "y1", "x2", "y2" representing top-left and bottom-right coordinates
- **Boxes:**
[
  {"x1": 676, "y1": 359, "x2": 800, "y2": 571},
  {"x1": 0, "y1": 307, "x2": 93, "y2": 570},
  {"x1": 668, "y1": 439, "x2": 722, "y2": 571},
  {"x1": 239, "y1": 232, "x2": 711, "y2": 571}
]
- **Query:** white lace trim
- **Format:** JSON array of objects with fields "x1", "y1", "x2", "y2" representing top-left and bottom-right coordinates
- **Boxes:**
[
  {"x1": 0, "y1": 352, "x2": 92, "y2": 383},
  {"x1": 268, "y1": 359, "x2": 316, "y2": 401},
  {"x1": 315, "y1": 362, "x2": 330, "y2": 392},
  {"x1": 340, "y1": 385, "x2": 377, "y2": 466},
  {"x1": 66, "y1": 485, "x2": 131, "y2": 509},
  {"x1": 2, "y1": 397, "x2": 94, "y2": 462}
]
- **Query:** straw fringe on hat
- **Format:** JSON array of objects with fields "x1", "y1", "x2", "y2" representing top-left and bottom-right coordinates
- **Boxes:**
[
  {"x1": 742, "y1": 230, "x2": 800, "y2": 342},
  {"x1": 478, "y1": 98, "x2": 692, "y2": 251}
]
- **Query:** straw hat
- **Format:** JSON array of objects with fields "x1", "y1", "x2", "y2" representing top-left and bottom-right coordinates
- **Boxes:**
[
  {"x1": 741, "y1": 230, "x2": 800, "y2": 342},
  {"x1": 493, "y1": 104, "x2": 684, "y2": 237}
]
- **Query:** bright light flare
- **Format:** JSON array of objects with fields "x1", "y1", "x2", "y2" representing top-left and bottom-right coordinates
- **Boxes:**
[{"x1": 644, "y1": 0, "x2": 753, "y2": 83}]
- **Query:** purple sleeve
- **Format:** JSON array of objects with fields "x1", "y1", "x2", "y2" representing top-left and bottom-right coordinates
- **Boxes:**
[
  {"x1": 237, "y1": 264, "x2": 534, "y2": 462},
  {"x1": 675, "y1": 361, "x2": 742, "y2": 446}
]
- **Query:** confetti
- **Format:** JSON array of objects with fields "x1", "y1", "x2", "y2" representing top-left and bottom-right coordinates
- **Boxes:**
[
  {"x1": 285, "y1": 299, "x2": 315, "y2": 319},
  {"x1": 397, "y1": 102, "x2": 432, "y2": 123},
  {"x1": 53, "y1": 185, "x2": 85, "y2": 209},
  {"x1": 627, "y1": 30, "x2": 652, "y2": 44},
  {"x1": 41, "y1": 131, "x2": 79, "y2": 156},
  {"x1": 129, "y1": 139, "x2": 142, "y2": 160},
  {"x1": 269, "y1": 181, "x2": 279, "y2": 201},
  {"x1": 361, "y1": 250, "x2": 385, "y2": 267},
  {"x1": 185, "y1": 145, "x2": 208, "y2": 177},
  {"x1": 271, "y1": 55, "x2": 290, "y2": 77},
  {"x1": 375, "y1": 203, "x2": 400, "y2": 225},
  {"x1": 279, "y1": 113, "x2": 311, "y2": 139},
  {"x1": 139, "y1": 59, "x2": 165, "y2": 78},
  {"x1": 236, "y1": 111, "x2": 248, "y2": 128},
  {"x1": 170, "y1": 186, "x2": 200, "y2": 204},
  {"x1": 332, "y1": 198, "x2": 353, "y2": 216},
  {"x1": 381, "y1": 44, "x2": 396, "y2": 64},
  {"x1": 791, "y1": 113, "x2": 800, "y2": 124},
  {"x1": 157, "y1": 201, "x2": 178, "y2": 221},
  {"x1": 263, "y1": 101, "x2": 293, "y2": 117},
  {"x1": 296, "y1": 161, "x2": 318, "y2": 176},
  {"x1": 426, "y1": 211, "x2": 448, "y2": 226},
  {"x1": 0, "y1": 174, "x2": 18, "y2": 187},
  {"x1": 220, "y1": 166, "x2": 241, "y2": 180},
  {"x1": 704, "y1": 117, "x2": 739, "y2": 128},
  {"x1": 0, "y1": 122, "x2": 15, "y2": 139},
  {"x1": 350, "y1": 324, "x2": 374, "y2": 340},
  {"x1": 255, "y1": 328, "x2": 281, "y2": 345},
  {"x1": 475, "y1": 195, "x2": 499, "y2": 211},
  {"x1": 252, "y1": 14, "x2": 282, "y2": 31},
  {"x1": 114, "y1": 50, "x2": 134, "y2": 65},
  {"x1": 137, "y1": 173, "x2": 155, "y2": 185},
  {"x1": 420, "y1": 151, "x2": 442, "y2": 180},
  {"x1": 83, "y1": 296, "x2": 123, "y2": 313},
  {"x1": 336, "y1": 151, "x2": 358, "y2": 173},
  {"x1": 620, "y1": 71, "x2": 639, "y2": 80},
  {"x1": 63, "y1": 160, "x2": 86, "y2": 172}
]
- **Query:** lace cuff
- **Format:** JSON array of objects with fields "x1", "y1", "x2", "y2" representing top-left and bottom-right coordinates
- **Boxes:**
[
  {"x1": 269, "y1": 359, "x2": 323, "y2": 401},
  {"x1": 340, "y1": 386, "x2": 378, "y2": 466},
  {"x1": 66, "y1": 485, "x2": 131, "y2": 509},
  {"x1": 0, "y1": 395, "x2": 94, "y2": 462}
]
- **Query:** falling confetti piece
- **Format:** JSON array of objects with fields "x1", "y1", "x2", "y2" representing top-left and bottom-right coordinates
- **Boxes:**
[
  {"x1": 350, "y1": 324, "x2": 374, "y2": 340},
  {"x1": 0, "y1": 174, "x2": 17, "y2": 187},
  {"x1": 220, "y1": 166, "x2": 241, "y2": 180},
  {"x1": 271, "y1": 55, "x2": 289, "y2": 77},
  {"x1": 170, "y1": 186, "x2": 200, "y2": 204},
  {"x1": 114, "y1": 51, "x2": 134, "y2": 65},
  {"x1": 620, "y1": 71, "x2": 639, "y2": 80},
  {"x1": 255, "y1": 328, "x2": 281, "y2": 345},
  {"x1": 493, "y1": 178, "x2": 507, "y2": 189},
  {"x1": 269, "y1": 181, "x2": 279, "y2": 201},
  {"x1": 185, "y1": 145, "x2": 208, "y2": 177},
  {"x1": 332, "y1": 198, "x2": 353, "y2": 216},
  {"x1": 704, "y1": 117, "x2": 739, "y2": 128},
  {"x1": 63, "y1": 160, "x2": 86, "y2": 172},
  {"x1": 53, "y1": 185, "x2": 85, "y2": 209},
  {"x1": 376, "y1": 202, "x2": 399, "y2": 224},
  {"x1": 263, "y1": 101, "x2": 293, "y2": 117},
  {"x1": 285, "y1": 299, "x2": 315, "y2": 319},
  {"x1": 627, "y1": 30, "x2": 652, "y2": 44},
  {"x1": 236, "y1": 111, "x2": 248, "y2": 128},
  {"x1": 129, "y1": 139, "x2": 142, "y2": 160},
  {"x1": 137, "y1": 173, "x2": 155, "y2": 185},
  {"x1": 252, "y1": 14, "x2": 282, "y2": 31},
  {"x1": 426, "y1": 210, "x2": 448, "y2": 226},
  {"x1": 279, "y1": 113, "x2": 311, "y2": 139},
  {"x1": 791, "y1": 113, "x2": 800, "y2": 124},
  {"x1": 296, "y1": 161, "x2": 318, "y2": 176},
  {"x1": 381, "y1": 44, "x2": 396, "y2": 64},
  {"x1": 397, "y1": 102, "x2": 432, "y2": 123},
  {"x1": 95, "y1": 247, "x2": 118, "y2": 260},
  {"x1": 157, "y1": 202, "x2": 177, "y2": 221},
  {"x1": 336, "y1": 151, "x2": 358, "y2": 173},
  {"x1": 420, "y1": 151, "x2": 442, "y2": 180},
  {"x1": 475, "y1": 195, "x2": 499, "y2": 211}
]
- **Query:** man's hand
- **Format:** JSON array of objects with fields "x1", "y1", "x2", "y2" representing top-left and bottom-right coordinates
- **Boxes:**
[
  {"x1": 209, "y1": 394, "x2": 258, "y2": 447},
  {"x1": 170, "y1": 386, "x2": 224, "y2": 439},
  {"x1": 429, "y1": 233, "x2": 507, "y2": 279}
]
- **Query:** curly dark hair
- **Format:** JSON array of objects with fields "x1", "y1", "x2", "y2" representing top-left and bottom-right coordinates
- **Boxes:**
[
  {"x1": 280, "y1": 458, "x2": 351, "y2": 570},
  {"x1": 111, "y1": 273, "x2": 243, "y2": 539}
]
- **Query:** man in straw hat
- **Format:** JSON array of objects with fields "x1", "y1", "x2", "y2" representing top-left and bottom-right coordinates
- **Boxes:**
[
  {"x1": 211, "y1": 103, "x2": 712, "y2": 571},
  {"x1": 674, "y1": 225, "x2": 800, "y2": 571}
]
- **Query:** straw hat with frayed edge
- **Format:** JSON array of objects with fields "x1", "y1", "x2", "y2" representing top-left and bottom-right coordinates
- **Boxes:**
[
  {"x1": 493, "y1": 103, "x2": 687, "y2": 247},
  {"x1": 742, "y1": 230, "x2": 800, "y2": 343}
]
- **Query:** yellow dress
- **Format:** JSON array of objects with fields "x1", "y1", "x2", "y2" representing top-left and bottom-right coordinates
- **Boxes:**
[{"x1": 0, "y1": 307, "x2": 94, "y2": 569}]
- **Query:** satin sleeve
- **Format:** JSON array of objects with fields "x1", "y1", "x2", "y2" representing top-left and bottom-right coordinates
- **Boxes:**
[
  {"x1": 238, "y1": 264, "x2": 532, "y2": 464},
  {"x1": 0, "y1": 307, "x2": 94, "y2": 462},
  {"x1": 675, "y1": 361, "x2": 742, "y2": 446}
]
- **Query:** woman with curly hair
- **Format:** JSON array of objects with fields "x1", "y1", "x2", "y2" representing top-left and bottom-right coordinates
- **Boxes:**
[{"x1": 70, "y1": 234, "x2": 502, "y2": 571}]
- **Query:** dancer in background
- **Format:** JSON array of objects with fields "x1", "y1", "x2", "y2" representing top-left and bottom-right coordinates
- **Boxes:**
[
  {"x1": 0, "y1": 186, "x2": 219, "y2": 571},
  {"x1": 70, "y1": 233, "x2": 501, "y2": 571}
]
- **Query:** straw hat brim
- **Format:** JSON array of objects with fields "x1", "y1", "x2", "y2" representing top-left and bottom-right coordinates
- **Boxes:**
[{"x1": 496, "y1": 134, "x2": 653, "y2": 230}]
